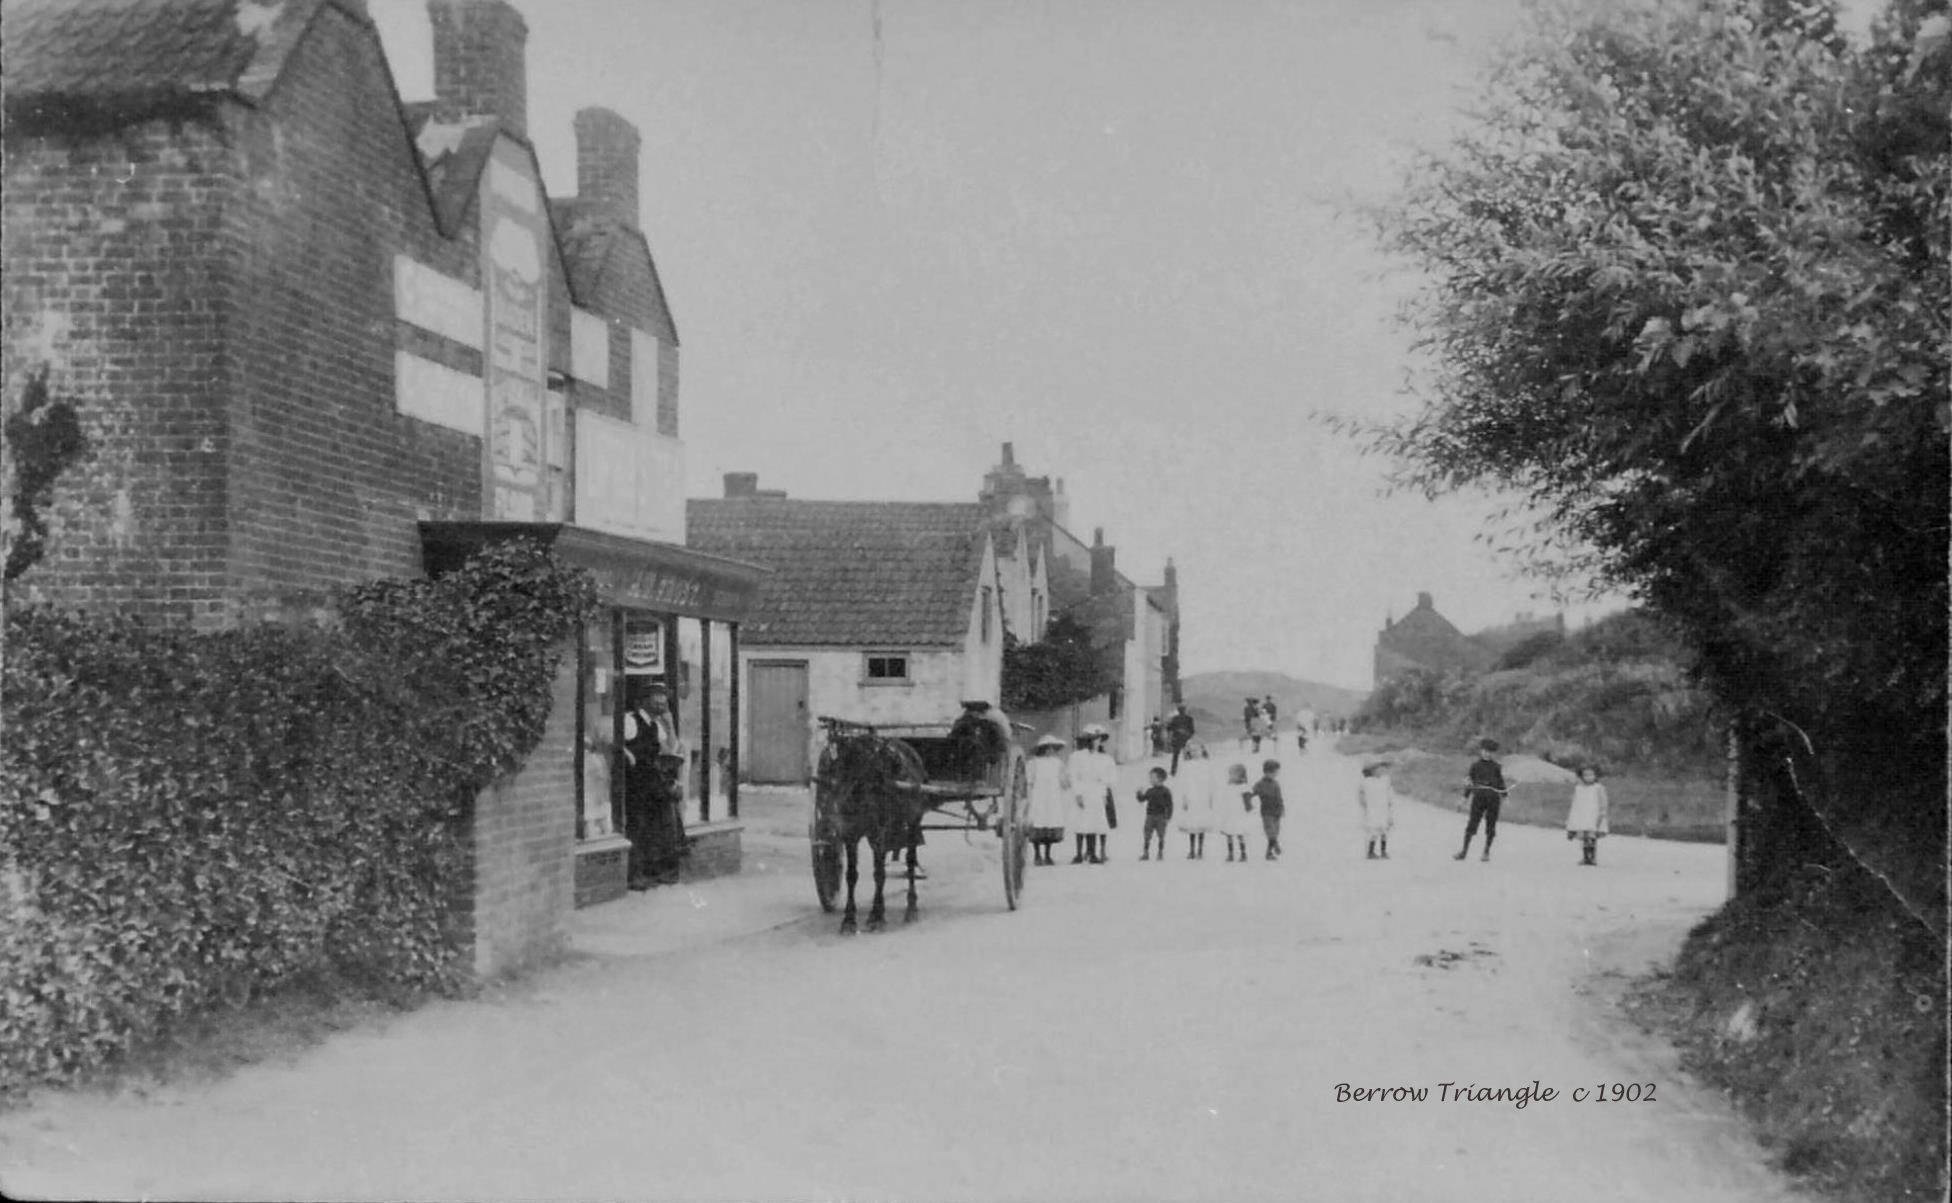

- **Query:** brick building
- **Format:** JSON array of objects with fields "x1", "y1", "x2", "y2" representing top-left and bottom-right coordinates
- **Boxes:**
[
  {"x1": 3, "y1": 0, "x2": 764, "y2": 975},
  {"x1": 1372, "y1": 592, "x2": 1565, "y2": 686}
]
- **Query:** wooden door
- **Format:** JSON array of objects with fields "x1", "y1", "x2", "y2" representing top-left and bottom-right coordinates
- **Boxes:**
[{"x1": 748, "y1": 660, "x2": 810, "y2": 784}]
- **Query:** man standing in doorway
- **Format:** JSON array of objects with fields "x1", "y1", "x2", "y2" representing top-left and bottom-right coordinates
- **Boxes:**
[
  {"x1": 624, "y1": 682, "x2": 689, "y2": 888},
  {"x1": 1166, "y1": 702, "x2": 1196, "y2": 774}
]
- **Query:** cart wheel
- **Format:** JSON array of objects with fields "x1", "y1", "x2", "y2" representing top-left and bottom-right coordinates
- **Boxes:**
[
  {"x1": 811, "y1": 753, "x2": 842, "y2": 913},
  {"x1": 1000, "y1": 749, "x2": 1028, "y2": 910}
]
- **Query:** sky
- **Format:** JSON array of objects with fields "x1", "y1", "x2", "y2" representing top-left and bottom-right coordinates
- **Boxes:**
[{"x1": 370, "y1": 0, "x2": 1629, "y2": 691}]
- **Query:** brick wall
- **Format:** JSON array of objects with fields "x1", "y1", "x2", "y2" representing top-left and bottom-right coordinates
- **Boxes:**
[
  {"x1": 2, "y1": 118, "x2": 234, "y2": 625},
  {"x1": 223, "y1": 5, "x2": 483, "y2": 617},
  {"x1": 467, "y1": 643, "x2": 578, "y2": 978}
]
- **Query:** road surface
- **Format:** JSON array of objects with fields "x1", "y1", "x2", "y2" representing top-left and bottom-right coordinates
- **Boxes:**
[{"x1": 0, "y1": 742, "x2": 1806, "y2": 1202}]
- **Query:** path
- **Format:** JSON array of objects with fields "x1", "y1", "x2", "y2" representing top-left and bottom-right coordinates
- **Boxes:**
[{"x1": 0, "y1": 742, "x2": 1807, "y2": 1202}]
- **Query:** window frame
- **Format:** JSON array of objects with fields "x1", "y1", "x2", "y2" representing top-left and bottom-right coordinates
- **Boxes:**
[{"x1": 862, "y1": 651, "x2": 913, "y2": 685}]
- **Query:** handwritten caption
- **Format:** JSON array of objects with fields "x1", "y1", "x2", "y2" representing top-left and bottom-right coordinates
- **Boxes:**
[{"x1": 1334, "y1": 1082, "x2": 1657, "y2": 1108}]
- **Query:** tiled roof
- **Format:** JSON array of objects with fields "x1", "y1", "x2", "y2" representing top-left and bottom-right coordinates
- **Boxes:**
[
  {"x1": 3, "y1": 0, "x2": 323, "y2": 111},
  {"x1": 686, "y1": 500, "x2": 991, "y2": 647}
]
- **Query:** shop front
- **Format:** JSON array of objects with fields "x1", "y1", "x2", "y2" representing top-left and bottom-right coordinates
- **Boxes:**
[{"x1": 420, "y1": 522, "x2": 765, "y2": 909}]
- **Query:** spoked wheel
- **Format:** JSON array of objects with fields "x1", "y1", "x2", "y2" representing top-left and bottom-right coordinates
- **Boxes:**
[
  {"x1": 810, "y1": 752, "x2": 842, "y2": 913},
  {"x1": 1000, "y1": 750, "x2": 1029, "y2": 910}
]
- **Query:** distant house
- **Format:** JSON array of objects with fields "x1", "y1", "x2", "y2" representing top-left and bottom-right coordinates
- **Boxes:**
[
  {"x1": 975, "y1": 444, "x2": 1178, "y2": 761},
  {"x1": 687, "y1": 477, "x2": 1043, "y2": 784},
  {"x1": 1372, "y1": 592, "x2": 1566, "y2": 687}
]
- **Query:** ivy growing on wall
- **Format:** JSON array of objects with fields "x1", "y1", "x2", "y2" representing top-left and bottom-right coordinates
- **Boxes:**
[
  {"x1": 0, "y1": 539, "x2": 597, "y2": 1092},
  {"x1": 1002, "y1": 611, "x2": 1117, "y2": 713}
]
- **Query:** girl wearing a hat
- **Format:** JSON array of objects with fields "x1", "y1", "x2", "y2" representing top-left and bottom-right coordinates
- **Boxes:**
[
  {"x1": 1069, "y1": 725, "x2": 1115, "y2": 864},
  {"x1": 1026, "y1": 734, "x2": 1071, "y2": 866}
]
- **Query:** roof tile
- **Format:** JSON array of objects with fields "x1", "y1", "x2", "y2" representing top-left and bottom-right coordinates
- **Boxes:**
[{"x1": 687, "y1": 500, "x2": 991, "y2": 647}]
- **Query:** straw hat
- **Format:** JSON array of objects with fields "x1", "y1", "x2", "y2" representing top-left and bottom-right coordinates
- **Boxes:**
[
  {"x1": 1035, "y1": 733, "x2": 1066, "y2": 750},
  {"x1": 1080, "y1": 722, "x2": 1109, "y2": 739}
]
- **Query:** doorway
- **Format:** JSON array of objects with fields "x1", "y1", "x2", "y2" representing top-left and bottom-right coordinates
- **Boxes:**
[{"x1": 748, "y1": 660, "x2": 810, "y2": 784}]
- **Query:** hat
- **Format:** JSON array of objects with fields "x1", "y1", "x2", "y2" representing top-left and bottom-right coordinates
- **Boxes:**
[
  {"x1": 1081, "y1": 722, "x2": 1109, "y2": 739},
  {"x1": 1035, "y1": 734, "x2": 1066, "y2": 750},
  {"x1": 1478, "y1": 738, "x2": 1501, "y2": 753}
]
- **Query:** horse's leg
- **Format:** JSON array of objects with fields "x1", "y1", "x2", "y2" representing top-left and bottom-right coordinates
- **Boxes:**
[
  {"x1": 867, "y1": 832, "x2": 888, "y2": 932},
  {"x1": 903, "y1": 827, "x2": 920, "y2": 923},
  {"x1": 840, "y1": 834, "x2": 859, "y2": 935}
]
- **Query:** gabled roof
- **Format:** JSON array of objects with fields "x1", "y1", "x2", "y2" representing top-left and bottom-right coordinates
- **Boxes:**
[
  {"x1": 686, "y1": 499, "x2": 992, "y2": 647},
  {"x1": 3, "y1": 0, "x2": 326, "y2": 114},
  {"x1": 547, "y1": 197, "x2": 682, "y2": 344}
]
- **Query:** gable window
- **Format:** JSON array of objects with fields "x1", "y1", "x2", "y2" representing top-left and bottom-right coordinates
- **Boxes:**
[
  {"x1": 981, "y1": 587, "x2": 994, "y2": 643},
  {"x1": 864, "y1": 653, "x2": 910, "y2": 683}
]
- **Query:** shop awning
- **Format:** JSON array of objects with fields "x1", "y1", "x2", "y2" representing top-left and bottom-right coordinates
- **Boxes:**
[{"x1": 419, "y1": 522, "x2": 769, "y2": 623}]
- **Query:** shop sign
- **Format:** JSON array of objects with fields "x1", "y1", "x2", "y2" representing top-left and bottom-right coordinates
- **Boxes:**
[
  {"x1": 623, "y1": 624, "x2": 665, "y2": 675},
  {"x1": 588, "y1": 562, "x2": 717, "y2": 614},
  {"x1": 480, "y1": 140, "x2": 551, "y2": 521}
]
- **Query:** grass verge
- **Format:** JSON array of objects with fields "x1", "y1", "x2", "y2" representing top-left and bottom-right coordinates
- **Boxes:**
[
  {"x1": 1384, "y1": 750, "x2": 1726, "y2": 843},
  {"x1": 1624, "y1": 865, "x2": 1947, "y2": 1200}
]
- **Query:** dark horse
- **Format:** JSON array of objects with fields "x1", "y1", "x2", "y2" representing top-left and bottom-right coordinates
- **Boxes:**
[{"x1": 819, "y1": 729, "x2": 929, "y2": 933}]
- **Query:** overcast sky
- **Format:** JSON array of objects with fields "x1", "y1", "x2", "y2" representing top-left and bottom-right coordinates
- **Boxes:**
[{"x1": 372, "y1": 0, "x2": 1628, "y2": 691}]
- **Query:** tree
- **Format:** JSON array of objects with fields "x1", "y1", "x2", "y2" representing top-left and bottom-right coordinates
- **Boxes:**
[
  {"x1": 1362, "y1": 0, "x2": 1946, "y2": 921},
  {"x1": 1001, "y1": 611, "x2": 1118, "y2": 713}
]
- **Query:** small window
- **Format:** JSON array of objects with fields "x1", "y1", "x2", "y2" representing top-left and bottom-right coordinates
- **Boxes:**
[{"x1": 864, "y1": 653, "x2": 910, "y2": 682}]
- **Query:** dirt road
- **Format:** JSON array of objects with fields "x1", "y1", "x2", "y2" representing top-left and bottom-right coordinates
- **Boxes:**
[{"x1": 0, "y1": 743, "x2": 1806, "y2": 1201}]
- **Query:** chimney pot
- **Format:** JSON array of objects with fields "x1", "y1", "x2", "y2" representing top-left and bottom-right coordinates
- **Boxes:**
[
  {"x1": 1417, "y1": 591, "x2": 1434, "y2": 610},
  {"x1": 724, "y1": 472, "x2": 759, "y2": 498},
  {"x1": 1001, "y1": 441, "x2": 1015, "y2": 466},
  {"x1": 428, "y1": 0, "x2": 529, "y2": 137},
  {"x1": 574, "y1": 106, "x2": 641, "y2": 228}
]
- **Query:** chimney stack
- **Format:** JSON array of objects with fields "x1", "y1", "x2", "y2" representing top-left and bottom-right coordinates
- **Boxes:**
[
  {"x1": 724, "y1": 472, "x2": 759, "y2": 498},
  {"x1": 574, "y1": 106, "x2": 641, "y2": 228},
  {"x1": 428, "y1": 0, "x2": 529, "y2": 137},
  {"x1": 1416, "y1": 591, "x2": 1434, "y2": 611},
  {"x1": 1089, "y1": 528, "x2": 1116, "y2": 596}
]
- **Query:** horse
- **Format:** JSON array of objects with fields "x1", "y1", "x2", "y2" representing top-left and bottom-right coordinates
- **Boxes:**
[{"x1": 817, "y1": 729, "x2": 929, "y2": 933}]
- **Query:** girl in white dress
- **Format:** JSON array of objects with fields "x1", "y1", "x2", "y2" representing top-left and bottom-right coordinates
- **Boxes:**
[
  {"x1": 1220, "y1": 761, "x2": 1256, "y2": 863},
  {"x1": 1564, "y1": 764, "x2": 1610, "y2": 866},
  {"x1": 1026, "y1": 734, "x2": 1071, "y2": 866},
  {"x1": 1358, "y1": 761, "x2": 1395, "y2": 860},
  {"x1": 1173, "y1": 741, "x2": 1215, "y2": 859},
  {"x1": 1069, "y1": 729, "x2": 1112, "y2": 864}
]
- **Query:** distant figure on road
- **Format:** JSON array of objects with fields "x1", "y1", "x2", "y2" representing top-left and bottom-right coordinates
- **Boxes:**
[
  {"x1": 1221, "y1": 762, "x2": 1255, "y2": 862},
  {"x1": 1455, "y1": 738, "x2": 1509, "y2": 862},
  {"x1": 1564, "y1": 764, "x2": 1611, "y2": 866},
  {"x1": 1148, "y1": 716, "x2": 1167, "y2": 757},
  {"x1": 1359, "y1": 760, "x2": 1395, "y2": 860},
  {"x1": 1136, "y1": 767, "x2": 1175, "y2": 861},
  {"x1": 1247, "y1": 706, "x2": 1270, "y2": 753},
  {"x1": 1253, "y1": 760, "x2": 1286, "y2": 860},
  {"x1": 1174, "y1": 740, "x2": 1215, "y2": 859},
  {"x1": 1166, "y1": 703, "x2": 1196, "y2": 773},
  {"x1": 1026, "y1": 734, "x2": 1070, "y2": 867},
  {"x1": 1262, "y1": 696, "x2": 1279, "y2": 729}
]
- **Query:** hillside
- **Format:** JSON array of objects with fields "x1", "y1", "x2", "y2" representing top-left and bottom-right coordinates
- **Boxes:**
[{"x1": 1180, "y1": 670, "x2": 1367, "y2": 731}]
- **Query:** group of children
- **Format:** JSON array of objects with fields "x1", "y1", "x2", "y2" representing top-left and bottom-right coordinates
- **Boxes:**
[
  {"x1": 1025, "y1": 733, "x2": 1290, "y2": 864},
  {"x1": 1028, "y1": 729, "x2": 1614, "y2": 870}
]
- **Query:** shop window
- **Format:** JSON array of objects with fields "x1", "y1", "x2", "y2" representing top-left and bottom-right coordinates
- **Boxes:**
[{"x1": 864, "y1": 653, "x2": 910, "y2": 683}]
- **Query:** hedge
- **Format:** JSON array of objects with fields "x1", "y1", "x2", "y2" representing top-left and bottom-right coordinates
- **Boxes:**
[{"x1": 0, "y1": 540, "x2": 596, "y2": 1091}]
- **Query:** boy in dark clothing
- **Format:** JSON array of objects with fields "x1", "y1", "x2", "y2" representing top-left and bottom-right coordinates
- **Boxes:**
[
  {"x1": 1137, "y1": 767, "x2": 1175, "y2": 861},
  {"x1": 1253, "y1": 759, "x2": 1285, "y2": 860},
  {"x1": 1455, "y1": 739, "x2": 1509, "y2": 862}
]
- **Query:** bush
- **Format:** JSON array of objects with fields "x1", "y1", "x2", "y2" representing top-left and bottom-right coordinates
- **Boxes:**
[{"x1": 0, "y1": 540, "x2": 596, "y2": 1092}]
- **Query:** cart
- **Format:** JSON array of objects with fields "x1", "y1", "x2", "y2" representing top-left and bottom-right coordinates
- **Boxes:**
[{"x1": 810, "y1": 705, "x2": 1031, "y2": 914}]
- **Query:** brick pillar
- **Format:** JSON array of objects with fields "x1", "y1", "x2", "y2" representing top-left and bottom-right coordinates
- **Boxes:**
[
  {"x1": 574, "y1": 107, "x2": 641, "y2": 228},
  {"x1": 428, "y1": 0, "x2": 529, "y2": 138}
]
